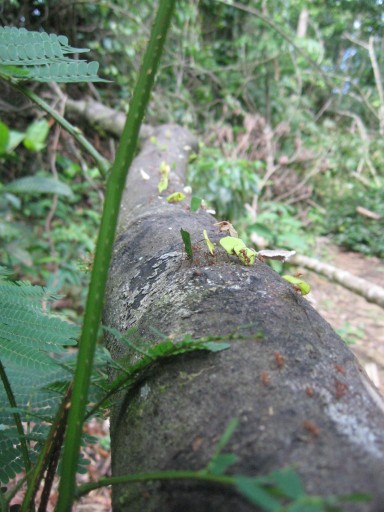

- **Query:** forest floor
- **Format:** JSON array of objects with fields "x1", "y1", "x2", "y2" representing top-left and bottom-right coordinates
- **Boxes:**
[{"x1": 302, "y1": 238, "x2": 384, "y2": 395}]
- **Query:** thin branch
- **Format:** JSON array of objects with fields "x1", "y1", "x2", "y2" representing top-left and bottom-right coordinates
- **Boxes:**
[
  {"x1": 75, "y1": 469, "x2": 234, "y2": 499},
  {"x1": 2, "y1": 78, "x2": 110, "y2": 177},
  {"x1": 368, "y1": 36, "x2": 384, "y2": 135},
  {"x1": 20, "y1": 384, "x2": 72, "y2": 512},
  {"x1": 292, "y1": 254, "x2": 384, "y2": 309}
]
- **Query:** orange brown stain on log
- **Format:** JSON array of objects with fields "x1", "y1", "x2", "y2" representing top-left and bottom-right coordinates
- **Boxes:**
[
  {"x1": 335, "y1": 364, "x2": 346, "y2": 375},
  {"x1": 303, "y1": 420, "x2": 320, "y2": 437},
  {"x1": 305, "y1": 386, "x2": 314, "y2": 397},
  {"x1": 260, "y1": 371, "x2": 270, "y2": 386},
  {"x1": 335, "y1": 379, "x2": 348, "y2": 399},
  {"x1": 274, "y1": 351, "x2": 285, "y2": 369},
  {"x1": 192, "y1": 436, "x2": 204, "y2": 452}
]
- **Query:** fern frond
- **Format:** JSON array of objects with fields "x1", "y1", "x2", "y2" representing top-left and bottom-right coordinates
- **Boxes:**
[
  {"x1": 0, "y1": 27, "x2": 89, "y2": 61},
  {"x1": 0, "y1": 280, "x2": 61, "y2": 308},
  {"x1": 0, "y1": 266, "x2": 13, "y2": 279},
  {"x1": 0, "y1": 308, "x2": 78, "y2": 350},
  {"x1": 0, "y1": 26, "x2": 107, "y2": 83},
  {"x1": 0, "y1": 278, "x2": 78, "y2": 485},
  {"x1": 0, "y1": 441, "x2": 24, "y2": 483},
  {"x1": 28, "y1": 61, "x2": 104, "y2": 83}
]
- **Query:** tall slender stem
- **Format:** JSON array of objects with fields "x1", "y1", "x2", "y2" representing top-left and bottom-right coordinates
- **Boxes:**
[
  {"x1": 55, "y1": 2, "x2": 176, "y2": 510},
  {"x1": 75, "y1": 470, "x2": 234, "y2": 499}
]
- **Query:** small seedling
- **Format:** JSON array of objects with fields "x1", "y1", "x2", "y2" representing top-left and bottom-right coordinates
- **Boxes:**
[
  {"x1": 190, "y1": 196, "x2": 203, "y2": 212},
  {"x1": 180, "y1": 228, "x2": 193, "y2": 260}
]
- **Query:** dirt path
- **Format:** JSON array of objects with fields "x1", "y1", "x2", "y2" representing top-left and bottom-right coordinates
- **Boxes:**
[{"x1": 299, "y1": 238, "x2": 384, "y2": 394}]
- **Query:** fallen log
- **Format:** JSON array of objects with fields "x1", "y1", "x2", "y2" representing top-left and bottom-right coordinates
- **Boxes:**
[
  {"x1": 103, "y1": 124, "x2": 384, "y2": 511},
  {"x1": 65, "y1": 96, "x2": 153, "y2": 140},
  {"x1": 66, "y1": 96, "x2": 384, "y2": 310},
  {"x1": 292, "y1": 254, "x2": 384, "y2": 309}
]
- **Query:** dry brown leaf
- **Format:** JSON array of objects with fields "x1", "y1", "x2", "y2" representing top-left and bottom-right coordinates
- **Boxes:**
[{"x1": 214, "y1": 221, "x2": 238, "y2": 238}]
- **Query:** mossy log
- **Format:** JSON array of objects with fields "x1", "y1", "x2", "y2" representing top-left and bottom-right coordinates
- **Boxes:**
[{"x1": 103, "y1": 124, "x2": 384, "y2": 512}]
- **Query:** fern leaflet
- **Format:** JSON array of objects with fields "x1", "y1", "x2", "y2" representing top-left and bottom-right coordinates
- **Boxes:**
[{"x1": 0, "y1": 26, "x2": 107, "y2": 83}]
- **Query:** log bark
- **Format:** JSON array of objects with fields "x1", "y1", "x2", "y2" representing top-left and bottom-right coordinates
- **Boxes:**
[
  {"x1": 103, "y1": 124, "x2": 384, "y2": 511},
  {"x1": 65, "y1": 97, "x2": 154, "y2": 140}
]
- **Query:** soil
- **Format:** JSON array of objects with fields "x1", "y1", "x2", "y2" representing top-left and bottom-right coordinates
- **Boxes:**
[{"x1": 299, "y1": 238, "x2": 384, "y2": 395}]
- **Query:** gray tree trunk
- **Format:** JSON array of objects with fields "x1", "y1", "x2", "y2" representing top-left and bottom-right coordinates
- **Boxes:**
[{"x1": 103, "y1": 124, "x2": 384, "y2": 512}]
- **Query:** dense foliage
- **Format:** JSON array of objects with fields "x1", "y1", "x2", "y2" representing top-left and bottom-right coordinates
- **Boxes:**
[
  {"x1": 1, "y1": 0, "x2": 383, "y2": 272},
  {"x1": 0, "y1": 1, "x2": 383, "y2": 509}
]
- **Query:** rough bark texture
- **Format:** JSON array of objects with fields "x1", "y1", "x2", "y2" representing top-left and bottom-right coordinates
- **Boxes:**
[
  {"x1": 65, "y1": 97, "x2": 154, "y2": 140},
  {"x1": 103, "y1": 124, "x2": 384, "y2": 512}
]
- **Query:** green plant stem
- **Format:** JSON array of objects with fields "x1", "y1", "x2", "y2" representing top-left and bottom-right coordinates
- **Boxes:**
[
  {"x1": 0, "y1": 360, "x2": 31, "y2": 477},
  {"x1": 0, "y1": 481, "x2": 8, "y2": 512},
  {"x1": 75, "y1": 470, "x2": 234, "y2": 499},
  {"x1": 5, "y1": 79, "x2": 110, "y2": 177},
  {"x1": 0, "y1": 476, "x2": 28, "y2": 512},
  {"x1": 55, "y1": 2, "x2": 176, "y2": 511},
  {"x1": 20, "y1": 384, "x2": 72, "y2": 512}
]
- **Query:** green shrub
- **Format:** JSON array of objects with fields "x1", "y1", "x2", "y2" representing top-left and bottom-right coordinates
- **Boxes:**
[
  {"x1": 320, "y1": 183, "x2": 384, "y2": 258},
  {"x1": 188, "y1": 145, "x2": 262, "y2": 220}
]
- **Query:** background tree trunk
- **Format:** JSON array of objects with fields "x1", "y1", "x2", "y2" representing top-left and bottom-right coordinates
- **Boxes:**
[{"x1": 103, "y1": 124, "x2": 384, "y2": 511}]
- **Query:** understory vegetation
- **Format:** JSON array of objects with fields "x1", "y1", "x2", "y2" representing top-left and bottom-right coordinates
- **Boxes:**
[
  {"x1": 1, "y1": 0, "x2": 383, "y2": 294},
  {"x1": 0, "y1": 1, "x2": 383, "y2": 510}
]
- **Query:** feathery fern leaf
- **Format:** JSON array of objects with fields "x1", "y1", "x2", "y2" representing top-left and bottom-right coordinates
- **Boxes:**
[
  {"x1": 0, "y1": 271, "x2": 111, "y2": 486},
  {"x1": 0, "y1": 274, "x2": 79, "y2": 485},
  {"x1": 0, "y1": 26, "x2": 107, "y2": 83}
]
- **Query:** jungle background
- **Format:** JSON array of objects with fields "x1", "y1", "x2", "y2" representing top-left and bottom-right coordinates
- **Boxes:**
[{"x1": 0, "y1": 0, "x2": 383, "y2": 510}]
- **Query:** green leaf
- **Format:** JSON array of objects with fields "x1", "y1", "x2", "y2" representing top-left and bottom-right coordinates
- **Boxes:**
[
  {"x1": 236, "y1": 246, "x2": 256, "y2": 266},
  {"x1": 282, "y1": 275, "x2": 311, "y2": 295},
  {"x1": 215, "y1": 417, "x2": 239, "y2": 453},
  {"x1": 190, "y1": 196, "x2": 202, "y2": 212},
  {"x1": 0, "y1": 27, "x2": 106, "y2": 83},
  {"x1": 286, "y1": 502, "x2": 320, "y2": 512},
  {"x1": 235, "y1": 476, "x2": 281, "y2": 511},
  {"x1": 339, "y1": 493, "x2": 371, "y2": 503},
  {"x1": 23, "y1": 119, "x2": 49, "y2": 151},
  {"x1": 0, "y1": 121, "x2": 9, "y2": 154},
  {"x1": 158, "y1": 161, "x2": 170, "y2": 193},
  {"x1": 7, "y1": 130, "x2": 25, "y2": 152},
  {"x1": 270, "y1": 468, "x2": 304, "y2": 499},
  {"x1": 199, "y1": 341, "x2": 230, "y2": 352},
  {"x1": 180, "y1": 228, "x2": 193, "y2": 259},
  {"x1": 0, "y1": 276, "x2": 78, "y2": 485},
  {"x1": 148, "y1": 340, "x2": 174, "y2": 357},
  {"x1": 219, "y1": 236, "x2": 246, "y2": 255},
  {"x1": 209, "y1": 453, "x2": 238, "y2": 475},
  {"x1": 203, "y1": 229, "x2": 215, "y2": 255},
  {"x1": 166, "y1": 191, "x2": 185, "y2": 203},
  {"x1": 219, "y1": 237, "x2": 256, "y2": 265},
  {"x1": 4, "y1": 176, "x2": 73, "y2": 197},
  {"x1": 0, "y1": 64, "x2": 30, "y2": 78}
]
